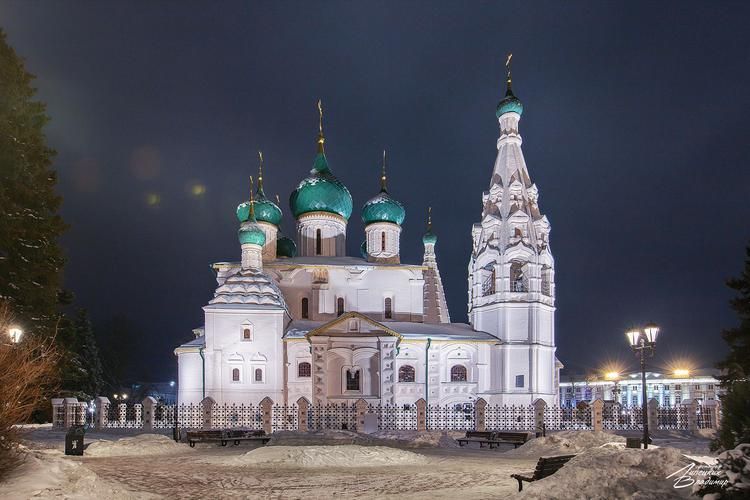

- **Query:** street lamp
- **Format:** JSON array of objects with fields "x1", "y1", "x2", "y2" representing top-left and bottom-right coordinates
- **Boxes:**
[
  {"x1": 626, "y1": 322, "x2": 660, "y2": 449},
  {"x1": 8, "y1": 326, "x2": 23, "y2": 344}
]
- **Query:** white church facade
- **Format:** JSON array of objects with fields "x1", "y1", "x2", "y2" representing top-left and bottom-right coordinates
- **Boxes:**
[{"x1": 175, "y1": 70, "x2": 562, "y2": 407}]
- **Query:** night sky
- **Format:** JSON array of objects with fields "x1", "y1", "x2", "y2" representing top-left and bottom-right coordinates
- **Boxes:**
[{"x1": 2, "y1": 1, "x2": 749, "y2": 381}]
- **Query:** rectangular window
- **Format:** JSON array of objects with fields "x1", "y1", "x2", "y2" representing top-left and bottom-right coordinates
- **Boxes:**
[
  {"x1": 675, "y1": 394, "x2": 682, "y2": 404},
  {"x1": 708, "y1": 384, "x2": 714, "y2": 390},
  {"x1": 675, "y1": 384, "x2": 681, "y2": 391},
  {"x1": 384, "y1": 297, "x2": 392, "y2": 319},
  {"x1": 515, "y1": 375, "x2": 524, "y2": 388}
]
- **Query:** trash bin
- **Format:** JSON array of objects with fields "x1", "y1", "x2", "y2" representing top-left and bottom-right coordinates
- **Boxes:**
[
  {"x1": 65, "y1": 425, "x2": 86, "y2": 456},
  {"x1": 625, "y1": 437, "x2": 642, "y2": 449}
]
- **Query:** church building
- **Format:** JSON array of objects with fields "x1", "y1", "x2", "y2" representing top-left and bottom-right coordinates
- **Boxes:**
[{"x1": 175, "y1": 67, "x2": 562, "y2": 407}]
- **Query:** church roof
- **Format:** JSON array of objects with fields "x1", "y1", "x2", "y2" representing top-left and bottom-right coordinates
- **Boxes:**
[
  {"x1": 283, "y1": 318, "x2": 499, "y2": 342},
  {"x1": 208, "y1": 268, "x2": 286, "y2": 308}
]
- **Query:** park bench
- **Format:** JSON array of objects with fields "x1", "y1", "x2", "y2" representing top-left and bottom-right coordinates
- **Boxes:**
[
  {"x1": 186, "y1": 429, "x2": 270, "y2": 448},
  {"x1": 510, "y1": 454, "x2": 577, "y2": 491},
  {"x1": 456, "y1": 431, "x2": 530, "y2": 449}
]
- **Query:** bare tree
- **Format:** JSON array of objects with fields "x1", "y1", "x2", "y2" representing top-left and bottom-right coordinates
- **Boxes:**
[{"x1": 0, "y1": 301, "x2": 59, "y2": 479}]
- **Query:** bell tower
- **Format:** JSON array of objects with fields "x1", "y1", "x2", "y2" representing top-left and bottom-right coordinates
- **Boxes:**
[{"x1": 468, "y1": 55, "x2": 557, "y2": 402}]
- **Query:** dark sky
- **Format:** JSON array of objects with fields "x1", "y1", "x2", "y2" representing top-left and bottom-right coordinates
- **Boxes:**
[{"x1": 2, "y1": 1, "x2": 749, "y2": 381}]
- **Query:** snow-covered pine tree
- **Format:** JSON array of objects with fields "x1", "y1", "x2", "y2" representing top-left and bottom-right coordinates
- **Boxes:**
[
  {"x1": 59, "y1": 309, "x2": 105, "y2": 401},
  {"x1": 0, "y1": 28, "x2": 68, "y2": 339},
  {"x1": 714, "y1": 243, "x2": 750, "y2": 451}
]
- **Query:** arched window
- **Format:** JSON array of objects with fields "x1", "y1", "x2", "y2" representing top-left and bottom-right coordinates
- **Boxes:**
[
  {"x1": 384, "y1": 297, "x2": 392, "y2": 319},
  {"x1": 398, "y1": 365, "x2": 415, "y2": 383},
  {"x1": 301, "y1": 298, "x2": 309, "y2": 319},
  {"x1": 337, "y1": 297, "x2": 345, "y2": 316},
  {"x1": 541, "y1": 266, "x2": 552, "y2": 296},
  {"x1": 450, "y1": 365, "x2": 467, "y2": 382},
  {"x1": 298, "y1": 362, "x2": 311, "y2": 378},
  {"x1": 346, "y1": 368, "x2": 360, "y2": 391},
  {"x1": 315, "y1": 228, "x2": 322, "y2": 255},
  {"x1": 232, "y1": 368, "x2": 240, "y2": 382},
  {"x1": 254, "y1": 368, "x2": 263, "y2": 382},
  {"x1": 381, "y1": 232, "x2": 386, "y2": 252},
  {"x1": 510, "y1": 261, "x2": 528, "y2": 292},
  {"x1": 242, "y1": 327, "x2": 252, "y2": 341}
]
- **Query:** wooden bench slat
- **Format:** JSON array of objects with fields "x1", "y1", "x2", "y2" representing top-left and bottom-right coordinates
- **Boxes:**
[{"x1": 511, "y1": 454, "x2": 576, "y2": 492}]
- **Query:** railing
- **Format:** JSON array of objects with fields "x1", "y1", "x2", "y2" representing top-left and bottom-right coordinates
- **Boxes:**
[{"x1": 50, "y1": 397, "x2": 721, "y2": 434}]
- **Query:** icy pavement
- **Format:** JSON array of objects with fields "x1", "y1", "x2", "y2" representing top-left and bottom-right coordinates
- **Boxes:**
[{"x1": 2, "y1": 426, "x2": 721, "y2": 499}]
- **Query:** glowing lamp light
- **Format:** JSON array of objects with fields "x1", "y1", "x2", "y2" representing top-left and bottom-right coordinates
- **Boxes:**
[
  {"x1": 605, "y1": 371, "x2": 620, "y2": 380},
  {"x1": 626, "y1": 329, "x2": 642, "y2": 347},
  {"x1": 643, "y1": 322, "x2": 660, "y2": 343},
  {"x1": 8, "y1": 327, "x2": 23, "y2": 343},
  {"x1": 673, "y1": 369, "x2": 690, "y2": 377}
]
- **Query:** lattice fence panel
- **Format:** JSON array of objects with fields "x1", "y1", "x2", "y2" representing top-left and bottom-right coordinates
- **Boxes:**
[
  {"x1": 153, "y1": 404, "x2": 176, "y2": 428},
  {"x1": 697, "y1": 405, "x2": 715, "y2": 429},
  {"x1": 602, "y1": 405, "x2": 642, "y2": 431},
  {"x1": 657, "y1": 406, "x2": 687, "y2": 430},
  {"x1": 54, "y1": 405, "x2": 65, "y2": 427},
  {"x1": 544, "y1": 405, "x2": 592, "y2": 430},
  {"x1": 372, "y1": 404, "x2": 418, "y2": 431},
  {"x1": 177, "y1": 403, "x2": 203, "y2": 429},
  {"x1": 272, "y1": 404, "x2": 298, "y2": 432},
  {"x1": 485, "y1": 405, "x2": 535, "y2": 431},
  {"x1": 104, "y1": 403, "x2": 143, "y2": 429},
  {"x1": 426, "y1": 404, "x2": 475, "y2": 431},
  {"x1": 308, "y1": 403, "x2": 357, "y2": 431}
]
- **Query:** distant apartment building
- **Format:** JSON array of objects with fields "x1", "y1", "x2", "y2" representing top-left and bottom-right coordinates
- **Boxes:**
[{"x1": 559, "y1": 370, "x2": 723, "y2": 407}]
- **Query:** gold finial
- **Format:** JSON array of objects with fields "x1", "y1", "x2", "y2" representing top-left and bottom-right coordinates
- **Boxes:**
[
  {"x1": 505, "y1": 52, "x2": 513, "y2": 92},
  {"x1": 317, "y1": 99, "x2": 325, "y2": 153},
  {"x1": 427, "y1": 206, "x2": 432, "y2": 231},
  {"x1": 381, "y1": 149, "x2": 387, "y2": 191},
  {"x1": 248, "y1": 175, "x2": 256, "y2": 219},
  {"x1": 257, "y1": 151, "x2": 264, "y2": 193},
  {"x1": 275, "y1": 194, "x2": 280, "y2": 206}
]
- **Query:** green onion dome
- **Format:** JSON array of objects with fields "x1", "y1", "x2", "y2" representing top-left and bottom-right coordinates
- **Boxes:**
[
  {"x1": 236, "y1": 202, "x2": 252, "y2": 222},
  {"x1": 422, "y1": 229, "x2": 437, "y2": 245},
  {"x1": 496, "y1": 87, "x2": 523, "y2": 118},
  {"x1": 362, "y1": 189, "x2": 405, "y2": 226},
  {"x1": 276, "y1": 235, "x2": 297, "y2": 258},
  {"x1": 237, "y1": 191, "x2": 282, "y2": 226},
  {"x1": 360, "y1": 240, "x2": 367, "y2": 259},
  {"x1": 238, "y1": 220, "x2": 266, "y2": 246},
  {"x1": 289, "y1": 152, "x2": 353, "y2": 220}
]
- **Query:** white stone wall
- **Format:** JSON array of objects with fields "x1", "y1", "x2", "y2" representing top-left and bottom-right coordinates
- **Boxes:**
[
  {"x1": 296, "y1": 212, "x2": 347, "y2": 257},
  {"x1": 365, "y1": 222, "x2": 401, "y2": 263}
]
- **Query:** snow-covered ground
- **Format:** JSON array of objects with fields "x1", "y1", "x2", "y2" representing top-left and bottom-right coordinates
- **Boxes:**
[{"x1": 1, "y1": 426, "x2": 721, "y2": 499}]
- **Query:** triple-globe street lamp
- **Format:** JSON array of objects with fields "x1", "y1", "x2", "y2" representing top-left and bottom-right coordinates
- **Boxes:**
[{"x1": 626, "y1": 322, "x2": 660, "y2": 449}]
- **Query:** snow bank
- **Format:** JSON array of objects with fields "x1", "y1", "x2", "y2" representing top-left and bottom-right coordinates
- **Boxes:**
[
  {"x1": 503, "y1": 431, "x2": 625, "y2": 458},
  {"x1": 85, "y1": 433, "x2": 190, "y2": 457},
  {"x1": 0, "y1": 448, "x2": 158, "y2": 499},
  {"x1": 216, "y1": 445, "x2": 430, "y2": 468},
  {"x1": 518, "y1": 446, "x2": 695, "y2": 499},
  {"x1": 369, "y1": 430, "x2": 460, "y2": 448},
  {"x1": 270, "y1": 429, "x2": 460, "y2": 448}
]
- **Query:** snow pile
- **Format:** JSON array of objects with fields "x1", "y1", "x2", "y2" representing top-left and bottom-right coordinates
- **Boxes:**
[
  {"x1": 219, "y1": 445, "x2": 430, "y2": 468},
  {"x1": 519, "y1": 446, "x2": 694, "y2": 499},
  {"x1": 85, "y1": 433, "x2": 189, "y2": 457},
  {"x1": 504, "y1": 431, "x2": 625, "y2": 458},
  {"x1": 269, "y1": 429, "x2": 375, "y2": 446},
  {"x1": 0, "y1": 448, "x2": 157, "y2": 499},
  {"x1": 370, "y1": 430, "x2": 460, "y2": 448}
]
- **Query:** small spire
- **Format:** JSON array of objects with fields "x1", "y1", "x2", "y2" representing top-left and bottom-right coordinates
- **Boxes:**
[
  {"x1": 275, "y1": 193, "x2": 280, "y2": 206},
  {"x1": 505, "y1": 52, "x2": 513, "y2": 95},
  {"x1": 427, "y1": 206, "x2": 432, "y2": 231},
  {"x1": 317, "y1": 99, "x2": 325, "y2": 153},
  {"x1": 257, "y1": 151, "x2": 264, "y2": 195},
  {"x1": 248, "y1": 175, "x2": 256, "y2": 220},
  {"x1": 380, "y1": 149, "x2": 388, "y2": 192}
]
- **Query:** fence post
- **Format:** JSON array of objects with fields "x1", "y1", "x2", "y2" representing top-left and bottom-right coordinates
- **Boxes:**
[
  {"x1": 591, "y1": 399, "x2": 604, "y2": 432},
  {"x1": 533, "y1": 398, "x2": 547, "y2": 436},
  {"x1": 474, "y1": 398, "x2": 487, "y2": 432},
  {"x1": 51, "y1": 398, "x2": 64, "y2": 427},
  {"x1": 297, "y1": 397, "x2": 309, "y2": 432},
  {"x1": 355, "y1": 398, "x2": 369, "y2": 431},
  {"x1": 260, "y1": 397, "x2": 273, "y2": 434},
  {"x1": 683, "y1": 399, "x2": 698, "y2": 432},
  {"x1": 647, "y1": 398, "x2": 659, "y2": 433},
  {"x1": 63, "y1": 398, "x2": 78, "y2": 428},
  {"x1": 415, "y1": 398, "x2": 427, "y2": 432},
  {"x1": 142, "y1": 397, "x2": 157, "y2": 431},
  {"x1": 95, "y1": 397, "x2": 110, "y2": 429},
  {"x1": 200, "y1": 396, "x2": 216, "y2": 429}
]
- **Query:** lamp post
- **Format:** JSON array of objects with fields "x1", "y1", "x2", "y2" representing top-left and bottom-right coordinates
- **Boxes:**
[
  {"x1": 8, "y1": 326, "x2": 23, "y2": 344},
  {"x1": 626, "y1": 322, "x2": 660, "y2": 449}
]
